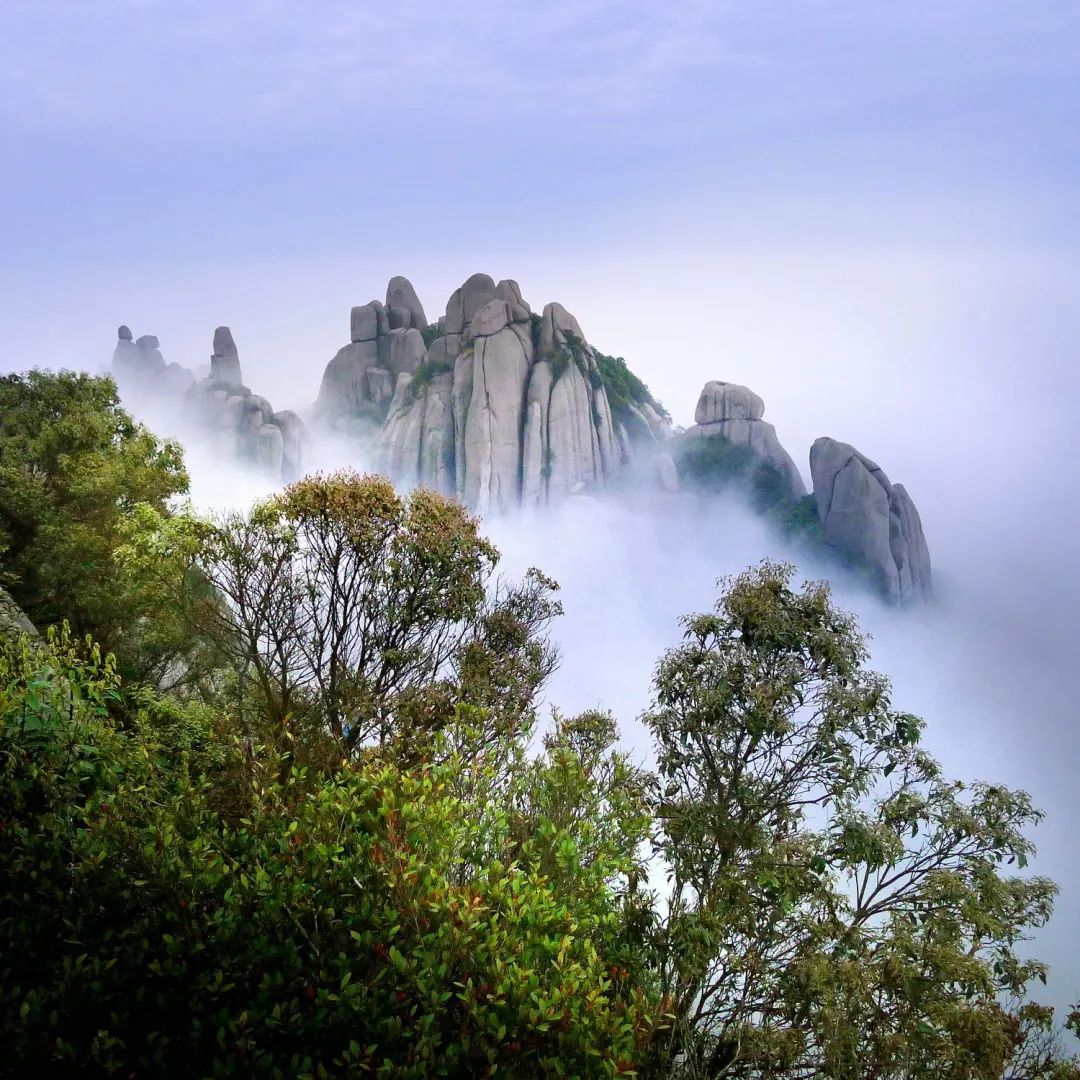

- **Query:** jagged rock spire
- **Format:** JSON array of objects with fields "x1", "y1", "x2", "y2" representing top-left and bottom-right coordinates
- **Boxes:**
[{"x1": 210, "y1": 326, "x2": 242, "y2": 387}]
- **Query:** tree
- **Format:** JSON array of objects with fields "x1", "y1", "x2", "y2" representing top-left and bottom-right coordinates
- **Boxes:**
[
  {"x1": 641, "y1": 561, "x2": 1078, "y2": 1079},
  {"x1": 0, "y1": 370, "x2": 189, "y2": 681},
  {"x1": 0, "y1": 627, "x2": 658, "y2": 1077},
  {"x1": 193, "y1": 472, "x2": 561, "y2": 763}
]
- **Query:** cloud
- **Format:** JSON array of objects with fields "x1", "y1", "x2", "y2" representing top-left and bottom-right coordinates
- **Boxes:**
[{"x1": 6, "y1": 0, "x2": 1076, "y2": 140}]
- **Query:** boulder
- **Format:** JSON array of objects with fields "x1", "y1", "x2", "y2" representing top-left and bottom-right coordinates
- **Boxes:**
[
  {"x1": 0, "y1": 585, "x2": 37, "y2": 641},
  {"x1": 351, "y1": 302, "x2": 380, "y2": 343},
  {"x1": 417, "y1": 372, "x2": 455, "y2": 495},
  {"x1": 546, "y1": 357, "x2": 601, "y2": 499},
  {"x1": 112, "y1": 327, "x2": 168, "y2": 393},
  {"x1": 160, "y1": 361, "x2": 195, "y2": 397},
  {"x1": 318, "y1": 340, "x2": 380, "y2": 416},
  {"x1": 210, "y1": 326, "x2": 243, "y2": 387},
  {"x1": 682, "y1": 381, "x2": 805, "y2": 500},
  {"x1": 274, "y1": 410, "x2": 307, "y2": 481},
  {"x1": 255, "y1": 423, "x2": 284, "y2": 475},
  {"x1": 445, "y1": 273, "x2": 497, "y2": 335},
  {"x1": 522, "y1": 361, "x2": 554, "y2": 508},
  {"x1": 457, "y1": 325, "x2": 531, "y2": 515},
  {"x1": 385, "y1": 327, "x2": 425, "y2": 377},
  {"x1": 470, "y1": 298, "x2": 511, "y2": 338},
  {"x1": 380, "y1": 374, "x2": 424, "y2": 484},
  {"x1": 495, "y1": 279, "x2": 531, "y2": 323},
  {"x1": 810, "y1": 437, "x2": 932, "y2": 603},
  {"x1": 366, "y1": 366, "x2": 395, "y2": 408},
  {"x1": 385, "y1": 275, "x2": 428, "y2": 331},
  {"x1": 694, "y1": 381, "x2": 764, "y2": 424}
]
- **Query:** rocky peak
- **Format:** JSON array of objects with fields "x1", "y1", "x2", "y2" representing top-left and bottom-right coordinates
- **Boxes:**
[
  {"x1": 109, "y1": 324, "x2": 306, "y2": 483},
  {"x1": 110, "y1": 271, "x2": 933, "y2": 606},
  {"x1": 681, "y1": 380, "x2": 805, "y2": 501},
  {"x1": 695, "y1": 381, "x2": 765, "y2": 424},
  {"x1": 809, "y1": 437, "x2": 932, "y2": 603},
  {"x1": 210, "y1": 326, "x2": 242, "y2": 387},
  {"x1": 385, "y1": 276, "x2": 427, "y2": 331}
]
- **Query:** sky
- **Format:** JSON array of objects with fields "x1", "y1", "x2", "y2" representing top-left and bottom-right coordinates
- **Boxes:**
[{"x1": 3, "y1": 0, "x2": 1080, "y2": 1025}]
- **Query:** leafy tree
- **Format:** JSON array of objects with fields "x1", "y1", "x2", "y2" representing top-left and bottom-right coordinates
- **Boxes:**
[
  {"x1": 0, "y1": 370, "x2": 189, "y2": 680},
  {"x1": 640, "y1": 561, "x2": 1078, "y2": 1079},
  {"x1": 0, "y1": 629, "x2": 658, "y2": 1077},
  {"x1": 191, "y1": 472, "x2": 561, "y2": 762}
]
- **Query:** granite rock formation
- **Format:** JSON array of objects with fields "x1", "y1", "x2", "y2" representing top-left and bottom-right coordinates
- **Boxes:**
[
  {"x1": 112, "y1": 325, "x2": 194, "y2": 398},
  {"x1": 110, "y1": 272, "x2": 933, "y2": 605},
  {"x1": 0, "y1": 585, "x2": 36, "y2": 641},
  {"x1": 361, "y1": 274, "x2": 660, "y2": 515},
  {"x1": 678, "y1": 381, "x2": 806, "y2": 501},
  {"x1": 809, "y1": 436, "x2": 932, "y2": 603},
  {"x1": 110, "y1": 326, "x2": 307, "y2": 482}
]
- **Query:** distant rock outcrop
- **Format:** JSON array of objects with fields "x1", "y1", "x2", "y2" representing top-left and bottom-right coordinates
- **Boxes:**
[
  {"x1": 330, "y1": 273, "x2": 668, "y2": 515},
  {"x1": 315, "y1": 280, "x2": 428, "y2": 443},
  {"x1": 113, "y1": 325, "x2": 194, "y2": 398},
  {"x1": 111, "y1": 272, "x2": 934, "y2": 606},
  {"x1": 110, "y1": 326, "x2": 307, "y2": 482},
  {"x1": 810, "y1": 437, "x2": 932, "y2": 603},
  {"x1": 679, "y1": 381, "x2": 806, "y2": 501}
]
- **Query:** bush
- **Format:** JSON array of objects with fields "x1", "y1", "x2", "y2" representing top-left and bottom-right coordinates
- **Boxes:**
[
  {"x1": 0, "y1": 634, "x2": 658, "y2": 1077},
  {"x1": 593, "y1": 351, "x2": 670, "y2": 424},
  {"x1": 420, "y1": 323, "x2": 444, "y2": 348}
]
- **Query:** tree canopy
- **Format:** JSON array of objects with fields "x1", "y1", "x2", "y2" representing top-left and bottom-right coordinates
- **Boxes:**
[
  {"x1": 0, "y1": 370, "x2": 188, "y2": 680},
  {"x1": 0, "y1": 372, "x2": 1075, "y2": 1078}
]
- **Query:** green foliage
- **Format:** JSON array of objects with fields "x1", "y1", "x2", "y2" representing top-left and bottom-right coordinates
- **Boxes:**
[
  {"x1": 674, "y1": 435, "x2": 760, "y2": 495},
  {"x1": 640, "y1": 562, "x2": 1078, "y2": 1079},
  {"x1": 530, "y1": 312, "x2": 544, "y2": 350},
  {"x1": 404, "y1": 356, "x2": 454, "y2": 403},
  {"x1": 544, "y1": 331, "x2": 590, "y2": 386},
  {"x1": 593, "y1": 351, "x2": 671, "y2": 425},
  {"x1": 0, "y1": 370, "x2": 190, "y2": 682},
  {"x1": 191, "y1": 472, "x2": 560, "y2": 762},
  {"x1": 675, "y1": 436, "x2": 828, "y2": 550},
  {"x1": 0, "y1": 635, "x2": 657, "y2": 1077},
  {"x1": 420, "y1": 323, "x2": 444, "y2": 348},
  {"x1": 1, "y1": 376, "x2": 1076, "y2": 1078}
]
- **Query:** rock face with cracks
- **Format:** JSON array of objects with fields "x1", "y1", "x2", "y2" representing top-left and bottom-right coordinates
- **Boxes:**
[{"x1": 369, "y1": 274, "x2": 639, "y2": 516}]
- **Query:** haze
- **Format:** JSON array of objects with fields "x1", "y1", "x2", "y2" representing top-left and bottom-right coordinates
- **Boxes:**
[{"x1": 3, "y1": 0, "x2": 1079, "y2": 1019}]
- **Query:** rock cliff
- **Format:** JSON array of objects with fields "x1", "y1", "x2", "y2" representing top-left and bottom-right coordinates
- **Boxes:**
[
  {"x1": 356, "y1": 274, "x2": 668, "y2": 514},
  {"x1": 0, "y1": 585, "x2": 36, "y2": 641},
  {"x1": 810, "y1": 437, "x2": 933, "y2": 603}
]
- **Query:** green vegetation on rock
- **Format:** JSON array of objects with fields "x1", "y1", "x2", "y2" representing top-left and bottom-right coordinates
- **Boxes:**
[
  {"x1": 403, "y1": 355, "x2": 454, "y2": 404},
  {"x1": 420, "y1": 322, "x2": 444, "y2": 348},
  {"x1": 593, "y1": 350, "x2": 670, "y2": 424}
]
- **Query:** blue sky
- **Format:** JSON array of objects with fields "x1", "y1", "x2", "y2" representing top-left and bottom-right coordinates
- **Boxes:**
[
  {"x1": 4, "y1": 1, "x2": 1079, "y2": 266},
  {"x1": 4, "y1": 0, "x2": 1080, "y2": 1015}
]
